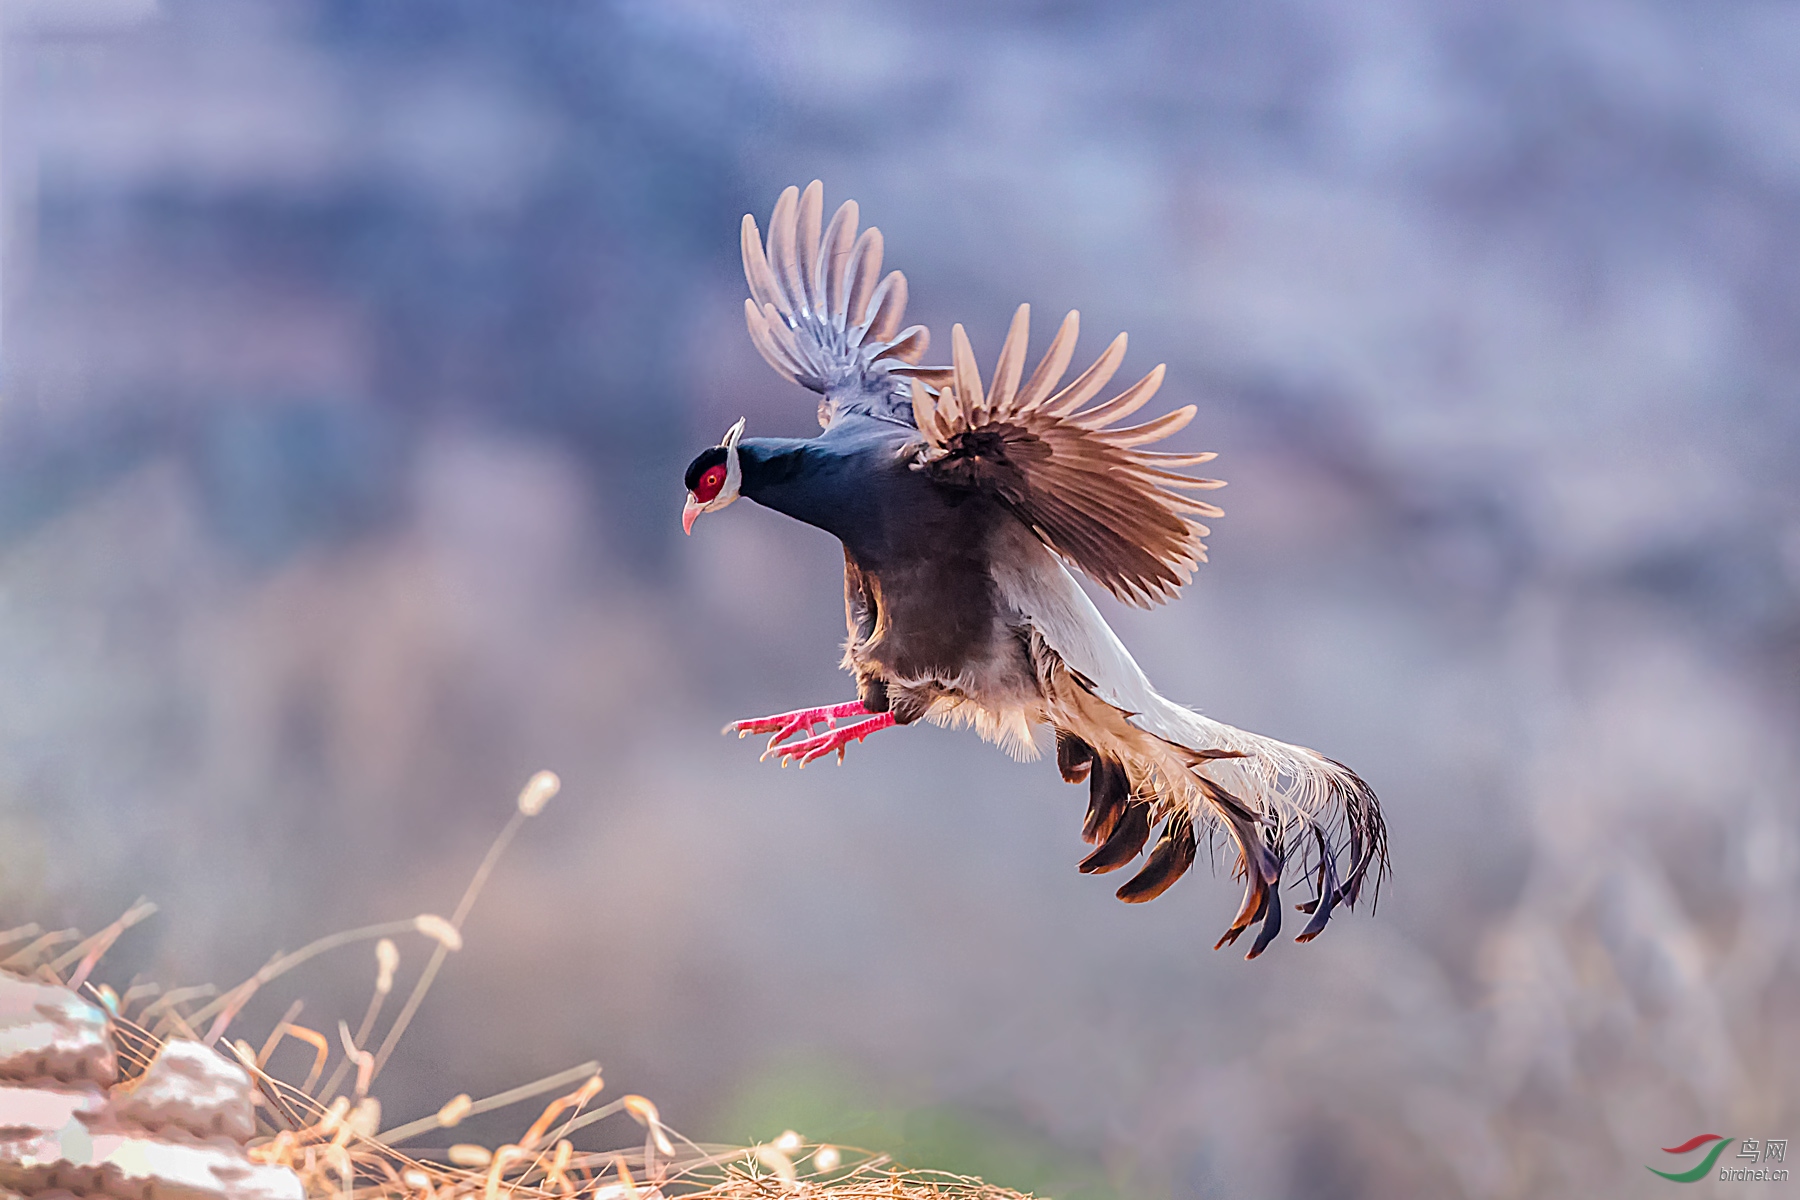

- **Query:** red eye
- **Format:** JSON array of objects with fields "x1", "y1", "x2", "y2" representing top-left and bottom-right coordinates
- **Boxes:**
[{"x1": 693, "y1": 464, "x2": 728, "y2": 503}]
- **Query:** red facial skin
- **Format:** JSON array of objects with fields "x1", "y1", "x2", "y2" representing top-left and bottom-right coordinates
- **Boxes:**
[
  {"x1": 682, "y1": 463, "x2": 729, "y2": 534},
  {"x1": 693, "y1": 464, "x2": 727, "y2": 503}
]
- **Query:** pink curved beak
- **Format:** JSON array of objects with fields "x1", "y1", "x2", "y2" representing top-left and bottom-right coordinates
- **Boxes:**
[{"x1": 682, "y1": 494, "x2": 703, "y2": 535}]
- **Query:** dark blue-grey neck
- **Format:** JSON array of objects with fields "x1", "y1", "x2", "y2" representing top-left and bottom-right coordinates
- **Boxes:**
[
  {"x1": 733, "y1": 419, "x2": 1007, "y2": 570},
  {"x1": 737, "y1": 435, "x2": 890, "y2": 554}
]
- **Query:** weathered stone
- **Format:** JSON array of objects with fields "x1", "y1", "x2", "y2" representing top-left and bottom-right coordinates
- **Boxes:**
[
  {"x1": 0, "y1": 981, "x2": 301, "y2": 1200},
  {"x1": 0, "y1": 1132, "x2": 304, "y2": 1200},
  {"x1": 0, "y1": 975, "x2": 116, "y2": 1086},
  {"x1": 113, "y1": 1041, "x2": 255, "y2": 1144},
  {"x1": 0, "y1": 1083, "x2": 109, "y2": 1142}
]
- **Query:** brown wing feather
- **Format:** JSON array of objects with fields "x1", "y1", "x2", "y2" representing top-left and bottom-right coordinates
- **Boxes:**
[{"x1": 908, "y1": 305, "x2": 1224, "y2": 606}]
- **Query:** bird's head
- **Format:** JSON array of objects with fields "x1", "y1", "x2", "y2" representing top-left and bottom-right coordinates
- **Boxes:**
[{"x1": 681, "y1": 417, "x2": 748, "y2": 535}]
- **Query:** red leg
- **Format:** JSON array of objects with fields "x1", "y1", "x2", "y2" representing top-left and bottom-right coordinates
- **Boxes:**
[
  {"x1": 725, "y1": 700, "x2": 868, "y2": 755},
  {"x1": 766, "y1": 712, "x2": 897, "y2": 767}
]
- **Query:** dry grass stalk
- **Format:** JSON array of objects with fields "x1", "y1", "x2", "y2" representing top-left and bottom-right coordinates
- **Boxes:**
[{"x1": 3, "y1": 769, "x2": 1039, "y2": 1200}]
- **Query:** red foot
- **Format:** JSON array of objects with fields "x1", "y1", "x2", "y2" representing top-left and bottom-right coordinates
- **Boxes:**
[
  {"x1": 724, "y1": 700, "x2": 897, "y2": 766},
  {"x1": 769, "y1": 713, "x2": 897, "y2": 766},
  {"x1": 726, "y1": 700, "x2": 869, "y2": 752}
]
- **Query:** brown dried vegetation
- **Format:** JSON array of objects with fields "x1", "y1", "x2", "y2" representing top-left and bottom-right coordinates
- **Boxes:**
[{"x1": 1, "y1": 772, "x2": 1033, "y2": 1200}]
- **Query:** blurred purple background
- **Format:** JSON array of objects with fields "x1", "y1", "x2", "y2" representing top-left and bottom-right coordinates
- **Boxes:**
[{"x1": 3, "y1": 2, "x2": 1798, "y2": 1197}]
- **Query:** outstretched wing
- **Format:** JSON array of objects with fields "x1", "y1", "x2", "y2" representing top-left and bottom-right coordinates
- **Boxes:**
[
  {"x1": 742, "y1": 181, "x2": 932, "y2": 428},
  {"x1": 908, "y1": 304, "x2": 1224, "y2": 607}
]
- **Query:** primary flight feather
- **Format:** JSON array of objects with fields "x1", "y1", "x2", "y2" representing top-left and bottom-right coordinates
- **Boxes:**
[{"x1": 683, "y1": 181, "x2": 1388, "y2": 957}]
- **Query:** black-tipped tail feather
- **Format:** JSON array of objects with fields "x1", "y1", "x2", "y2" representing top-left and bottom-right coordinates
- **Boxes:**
[{"x1": 1055, "y1": 727, "x2": 1388, "y2": 958}]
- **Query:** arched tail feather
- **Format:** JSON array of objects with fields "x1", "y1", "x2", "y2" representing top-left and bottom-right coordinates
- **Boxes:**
[{"x1": 995, "y1": 531, "x2": 1388, "y2": 957}]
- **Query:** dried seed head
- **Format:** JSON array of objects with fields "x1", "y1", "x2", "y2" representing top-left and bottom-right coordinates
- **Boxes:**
[
  {"x1": 484, "y1": 1145, "x2": 527, "y2": 1200},
  {"x1": 773, "y1": 1130, "x2": 802, "y2": 1153},
  {"x1": 622, "y1": 1095, "x2": 675, "y2": 1156},
  {"x1": 449, "y1": 1145, "x2": 492, "y2": 1168},
  {"x1": 403, "y1": 1169, "x2": 432, "y2": 1190},
  {"x1": 414, "y1": 914, "x2": 463, "y2": 951},
  {"x1": 814, "y1": 1145, "x2": 841, "y2": 1172},
  {"x1": 517, "y1": 770, "x2": 561, "y2": 816},
  {"x1": 319, "y1": 1095, "x2": 352, "y2": 1134},
  {"x1": 376, "y1": 938, "x2": 399, "y2": 994},
  {"x1": 437, "y1": 1093, "x2": 474, "y2": 1127},
  {"x1": 253, "y1": 1129, "x2": 299, "y2": 1167},
  {"x1": 754, "y1": 1144, "x2": 798, "y2": 1181},
  {"x1": 349, "y1": 1096, "x2": 382, "y2": 1137},
  {"x1": 572, "y1": 1072, "x2": 605, "y2": 1106}
]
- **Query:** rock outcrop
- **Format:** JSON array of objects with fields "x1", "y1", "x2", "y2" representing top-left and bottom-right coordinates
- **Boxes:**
[{"x1": 0, "y1": 973, "x2": 304, "y2": 1200}]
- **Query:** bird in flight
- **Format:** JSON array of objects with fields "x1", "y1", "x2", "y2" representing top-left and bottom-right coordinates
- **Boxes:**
[{"x1": 683, "y1": 182, "x2": 1386, "y2": 956}]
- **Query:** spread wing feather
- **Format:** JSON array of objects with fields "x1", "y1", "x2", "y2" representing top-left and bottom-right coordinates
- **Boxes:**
[
  {"x1": 742, "y1": 181, "x2": 931, "y2": 427},
  {"x1": 908, "y1": 304, "x2": 1224, "y2": 606}
]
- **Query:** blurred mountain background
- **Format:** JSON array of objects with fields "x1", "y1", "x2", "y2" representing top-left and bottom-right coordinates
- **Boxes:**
[{"x1": 2, "y1": 2, "x2": 1797, "y2": 1197}]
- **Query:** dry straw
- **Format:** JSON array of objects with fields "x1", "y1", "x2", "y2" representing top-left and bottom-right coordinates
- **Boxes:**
[{"x1": 5, "y1": 769, "x2": 1037, "y2": 1200}]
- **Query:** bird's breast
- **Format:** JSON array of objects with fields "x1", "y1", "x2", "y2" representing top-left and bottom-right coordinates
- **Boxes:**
[{"x1": 849, "y1": 502, "x2": 1021, "y2": 686}]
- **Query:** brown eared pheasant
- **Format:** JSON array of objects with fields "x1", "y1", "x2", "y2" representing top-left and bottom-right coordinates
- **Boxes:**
[{"x1": 682, "y1": 182, "x2": 1388, "y2": 957}]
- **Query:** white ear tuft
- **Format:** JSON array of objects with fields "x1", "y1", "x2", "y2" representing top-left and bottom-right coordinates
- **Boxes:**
[{"x1": 712, "y1": 417, "x2": 747, "y2": 512}]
